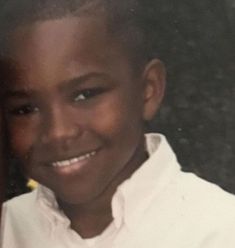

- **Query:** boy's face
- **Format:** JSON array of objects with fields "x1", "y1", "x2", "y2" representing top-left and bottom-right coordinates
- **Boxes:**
[{"x1": 3, "y1": 16, "x2": 160, "y2": 204}]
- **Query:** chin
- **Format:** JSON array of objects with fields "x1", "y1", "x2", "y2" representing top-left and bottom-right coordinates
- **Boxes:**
[{"x1": 53, "y1": 184, "x2": 102, "y2": 206}]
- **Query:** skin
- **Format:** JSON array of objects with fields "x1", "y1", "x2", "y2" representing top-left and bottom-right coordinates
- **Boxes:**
[{"x1": 3, "y1": 16, "x2": 165, "y2": 238}]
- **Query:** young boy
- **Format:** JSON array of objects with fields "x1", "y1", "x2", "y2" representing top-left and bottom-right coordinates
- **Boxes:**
[{"x1": 1, "y1": 0, "x2": 235, "y2": 247}]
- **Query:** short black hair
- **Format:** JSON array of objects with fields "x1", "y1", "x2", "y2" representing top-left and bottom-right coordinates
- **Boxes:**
[{"x1": 0, "y1": 0, "x2": 178, "y2": 71}]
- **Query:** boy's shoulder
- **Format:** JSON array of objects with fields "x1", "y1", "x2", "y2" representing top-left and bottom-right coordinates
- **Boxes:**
[
  {"x1": 145, "y1": 133, "x2": 235, "y2": 220},
  {"x1": 2, "y1": 190, "x2": 40, "y2": 225},
  {"x1": 4, "y1": 189, "x2": 37, "y2": 210},
  {"x1": 132, "y1": 171, "x2": 235, "y2": 247},
  {"x1": 177, "y1": 171, "x2": 235, "y2": 212},
  {"x1": 1, "y1": 190, "x2": 55, "y2": 248},
  {"x1": 148, "y1": 170, "x2": 235, "y2": 231}
]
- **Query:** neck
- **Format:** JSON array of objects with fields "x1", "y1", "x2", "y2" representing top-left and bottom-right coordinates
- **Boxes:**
[{"x1": 58, "y1": 135, "x2": 147, "y2": 238}]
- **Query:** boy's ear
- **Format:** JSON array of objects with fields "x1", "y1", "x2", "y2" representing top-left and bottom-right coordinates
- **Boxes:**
[{"x1": 142, "y1": 59, "x2": 166, "y2": 121}]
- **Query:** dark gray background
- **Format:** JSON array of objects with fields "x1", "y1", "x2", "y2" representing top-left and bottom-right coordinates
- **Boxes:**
[
  {"x1": 6, "y1": 0, "x2": 235, "y2": 199},
  {"x1": 152, "y1": 0, "x2": 235, "y2": 193}
]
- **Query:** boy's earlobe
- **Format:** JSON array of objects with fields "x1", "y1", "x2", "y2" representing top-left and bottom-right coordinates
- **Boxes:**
[{"x1": 142, "y1": 59, "x2": 166, "y2": 121}]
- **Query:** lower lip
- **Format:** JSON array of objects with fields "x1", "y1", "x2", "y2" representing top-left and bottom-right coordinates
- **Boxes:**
[{"x1": 50, "y1": 151, "x2": 98, "y2": 175}]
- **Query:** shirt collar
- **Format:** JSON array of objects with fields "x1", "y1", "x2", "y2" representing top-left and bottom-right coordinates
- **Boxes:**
[
  {"x1": 111, "y1": 133, "x2": 181, "y2": 230},
  {"x1": 36, "y1": 133, "x2": 181, "y2": 232},
  {"x1": 36, "y1": 185, "x2": 71, "y2": 228}
]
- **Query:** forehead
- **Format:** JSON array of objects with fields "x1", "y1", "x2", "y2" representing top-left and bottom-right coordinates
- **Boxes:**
[
  {"x1": 5, "y1": 16, "x2": 135, "y2": 89},
  {"x1": 9, "y1": 16, "x2": 122, "y2": 65}
]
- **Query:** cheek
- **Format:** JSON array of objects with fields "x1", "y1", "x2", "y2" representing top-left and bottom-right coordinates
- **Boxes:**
[
  {"x1": 7, "y1": 118, "x2": 39, "y2": 159},
  {"x1": 87, "y1": 92, "x2": 144, "y2": 145}
]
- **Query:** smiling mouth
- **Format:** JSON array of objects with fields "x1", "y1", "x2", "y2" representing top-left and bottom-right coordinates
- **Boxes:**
[{"x1": 51, "y1": 151, "x2": 97, "y2": 168}]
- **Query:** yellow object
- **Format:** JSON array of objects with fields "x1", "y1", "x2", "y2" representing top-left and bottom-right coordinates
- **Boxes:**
[{"x1": 27, "y1": 179, "x2": 38, "y2": 190}]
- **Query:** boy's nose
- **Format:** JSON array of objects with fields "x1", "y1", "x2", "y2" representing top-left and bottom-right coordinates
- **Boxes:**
[{"x1": 40, "y1": 106, "x2": 81, "y2": 144}]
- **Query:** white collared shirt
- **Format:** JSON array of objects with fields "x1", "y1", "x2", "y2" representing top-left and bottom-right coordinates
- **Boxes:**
[{"x1": 2, "y1": 133, "x2": 235, "y2": 248}]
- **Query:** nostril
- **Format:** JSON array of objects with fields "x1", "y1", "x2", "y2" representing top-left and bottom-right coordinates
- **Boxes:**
[
  {"x1": 40, "y1": 124, "x2": 81, "y2": 144},
  {"x1": 40, "y1": 118, "x2": 82, "y2": 145},
  {"x1": 39, "y1": 105, "x2": 83, "y2": 145}
]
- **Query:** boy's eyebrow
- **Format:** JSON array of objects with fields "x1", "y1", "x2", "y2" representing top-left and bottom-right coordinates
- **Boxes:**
[
  {"x1": 59, "y1": 72, "x2": 112, "y2": 90},
  {"x1": 4, "y1": 89, "x2": 37, "y2": 99},
  {"x1": 3, "y1": 72, "x2": 112, "y2": 99}
]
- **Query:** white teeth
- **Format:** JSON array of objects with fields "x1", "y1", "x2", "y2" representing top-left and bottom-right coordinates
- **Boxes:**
[{"x1": 52, "y1": 151, "x2": 96, "y2": 168}]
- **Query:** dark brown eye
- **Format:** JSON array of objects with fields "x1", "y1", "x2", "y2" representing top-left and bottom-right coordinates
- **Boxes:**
[
  {"x1": 9, "y1": 104, "x2": 39, "y2": 116},
  {"x1": 73, "y1": 88, "x2": 105, "y2": 102}
]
